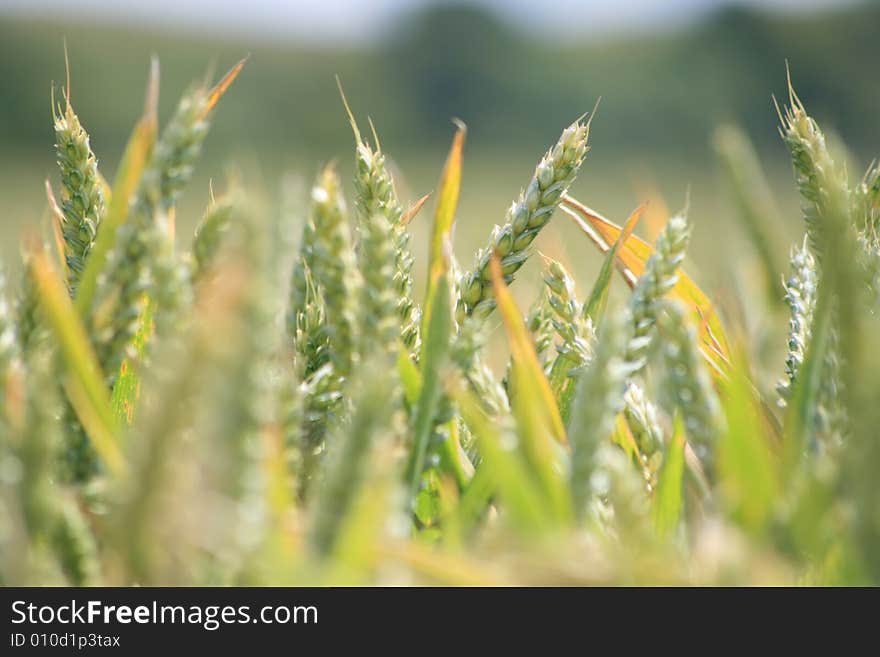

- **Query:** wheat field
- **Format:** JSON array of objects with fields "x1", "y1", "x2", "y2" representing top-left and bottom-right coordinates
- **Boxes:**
[{"x1": 1, "y1": 53, "x2": 879, "y2": 586}]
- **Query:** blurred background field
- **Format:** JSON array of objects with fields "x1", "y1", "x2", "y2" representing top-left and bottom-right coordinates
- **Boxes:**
[{"x1": 1, "y1": 0, "x2": 878, "y2": 315}]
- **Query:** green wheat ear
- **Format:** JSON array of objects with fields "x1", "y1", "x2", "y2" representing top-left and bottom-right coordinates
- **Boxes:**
[
  {"x1": 89, "y1": 81, "x2": 220, "y2": 387},
  {"x1": 777, "y1": 74, "x2": 852, "y2": 259},
  {"x1": 191, "y1": 191, "x2": 239, "y2": 282},
  {"x1": 53, "y1": 89, "x2": 105, "y2": 296},
  {"x1": 778, "y1": 239, "x2": 817, "y2": 405},
  {"x1": 458, "y1": 113, "x2": 592, "y2": 320},
  {"x1": 15, "y1": 252, "x2": 44, "y2": 359},
  {"x1": 357, "y1": 212, "x2": 401, "y2": 358},
  {"x1": 289, "y1": 166, "x2": 362, "y2": 498},
  {"x1": 624, "y1": 212, "x2": 691, "y2": 376},
  {"x1": 542, "y1": 254, "x2": 596, "y2": 374},
  {"x1": 339, "y1": 79, "x2": 420, "y2": 351},
  {"x1": 524, "y1": 289, "x2": 555, "y2": 370},
  {"x1": 657, "y1": 301, "x2": 722, "y2": 475},
  {"x1": 623, "y1": 382, "x2": 664, "y2": 490},
  {"x1": 568, "y1": 305, "x2": 629, "y2": 521},
  {"x1": 303, "y1": 164, "x2": 361, "y2": 379},
  {"x1": 287, "y1": 177, "x2": 328, "y2": 377}
]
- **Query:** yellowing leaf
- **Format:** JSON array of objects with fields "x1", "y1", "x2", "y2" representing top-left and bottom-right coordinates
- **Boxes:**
[
  {"x1": 561, "y1": 195, "x2": 730, "y2": 379},
  {"x1": 202, "y1": 57, "x2": 248, "y2": 119},
  {"x1": 583, "y1": 203, "x2": 645, "y2": 324},
  {"x1": 428, "y1": 120, "x2": 466, "y2": 284},
  {"x1": 29, "y1": 248, "x2": 125, "y2": 477},
  {"x1": 408, "y1": 124, "x2": 467, "y2": 498},
  {"x1": 489, "y1": 254, "x2": 566, "y2": 445},
  {"x1": 456, "y1": 388, "x2": 552, "y2": 534},
  {"x1": 489, "y1": 254, "x2": 571, "y2": 525}
]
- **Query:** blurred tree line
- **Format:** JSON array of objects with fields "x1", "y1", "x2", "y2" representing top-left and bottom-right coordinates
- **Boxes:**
[{"x1": 0, "y1": 2, "x2": 877, "y2": 168}]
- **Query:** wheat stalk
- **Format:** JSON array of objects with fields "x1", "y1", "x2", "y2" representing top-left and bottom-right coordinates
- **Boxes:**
[
  {"x1": 288, "y1": 167, "x2": 363, "y2": 497},
  {"x1": 287, "y1": 183, "x2": 328, "y2": 376}
]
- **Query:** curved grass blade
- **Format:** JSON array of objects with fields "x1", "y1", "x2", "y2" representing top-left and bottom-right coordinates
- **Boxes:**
[
  {"x1": 562, "y1": 195, "x2": 731, "y2": 378},
  {"x1": 28, "y1": 247, "x2": 124, "y2": 476},
  {"x1": 427, "y1": 120, "x2": 465, "y2": 291},
  {"x1": 718, "y1": 348, "x2": 779, "y2": 534},
  {"x1": 406, "y1": 273, "x2": 451, "y2": 499},
  {"x1": 583, "y1": 203, "x2": 645, "y2": 324},
  {"x1": 489, "y1": 254, "x2": 566, "y2": 444},
  {"x1": 201, "y1": 56, "x2": 248, "y2": 120},
  {"x1": 407, "y1": 123, "x2": 466, "y2": 499},
  {"x1": 653, "y1": 414, "x2": 686, "y2": 537},
  {"x1": 489, "y1": 254, "x2": 571, "y2": 525},
  {"x1": 456, "y1": 388, "x2": 552, "y2": 534}
]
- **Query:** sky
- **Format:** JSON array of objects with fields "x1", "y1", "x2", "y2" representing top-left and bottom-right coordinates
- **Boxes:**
[{"x1": 0, "y1": 0, "x2": 857, "y2": 45}]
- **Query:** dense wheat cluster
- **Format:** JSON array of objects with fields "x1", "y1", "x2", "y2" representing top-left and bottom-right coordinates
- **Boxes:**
[{"x1": 1, "y1": 58, "x2": 879, "y2": 586}]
